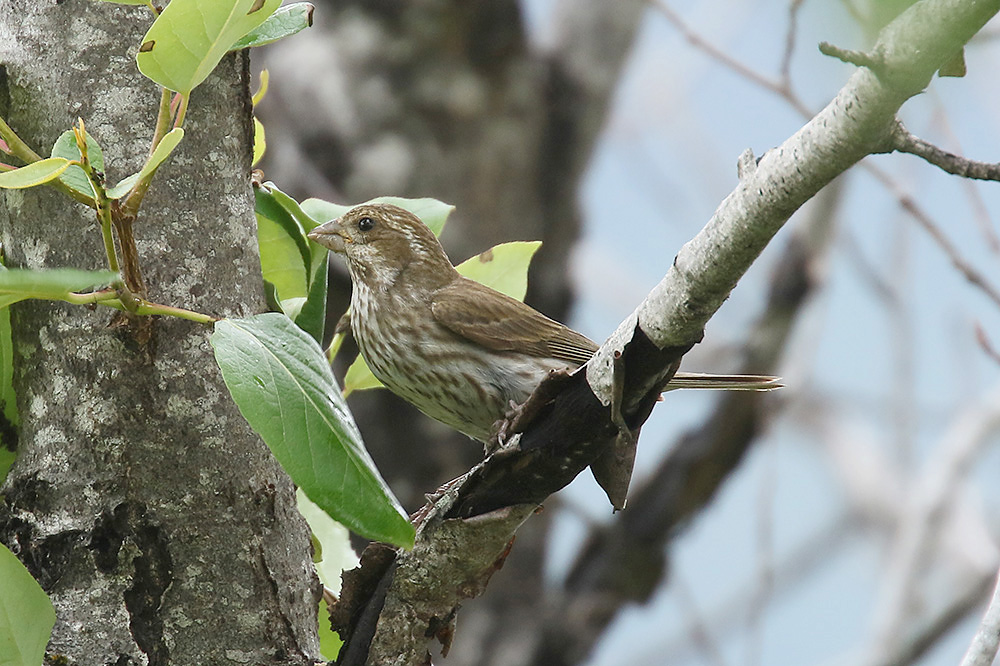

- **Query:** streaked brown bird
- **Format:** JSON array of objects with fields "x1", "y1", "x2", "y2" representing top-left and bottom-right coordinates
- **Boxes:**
[{"x1": 308, "y1": 203, "x2": 779, "y2": 444}]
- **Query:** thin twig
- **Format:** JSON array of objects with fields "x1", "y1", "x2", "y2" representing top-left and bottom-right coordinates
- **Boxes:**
[
  {"x1": 74, "y1": 119, "x2": 121, "y2": 276},
  {"x1": 890, "y1": 119, "x2": 1000, "y2": 181},
  {"x1": 930, "y1": 104, "x2": 1000, "y2": 252},
  {"x1": 649, "y1": 0, "x2": 783, "y2": 96},
  {"x1": 779, "y1": 0, "x2": 806, "y2": 90},
  {"x1": 838, "y1": 231, "x2": 899, "y2": 305},
  {"x1": 674, "y1": 579, "x2": 729, "y2": 666},
  {"x1": 818, "y1": 41, "x2": 883, "y2": 70},
  {"x1": 974, "y1": 323, "x2": 1000, "y2": 367},
  {"x1": 862, "y1": 161, "x2": 1000, "y2": 310},
  {"x1": 872, "y1": 570, "x2": 996, "y2": 666}
]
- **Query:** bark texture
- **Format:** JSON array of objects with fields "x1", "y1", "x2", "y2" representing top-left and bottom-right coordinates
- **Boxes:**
[{"x1": 0, "y1": 3, "x2": 320, "y2": 664}]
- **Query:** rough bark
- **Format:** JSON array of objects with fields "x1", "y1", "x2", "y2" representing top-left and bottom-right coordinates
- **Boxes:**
[{"x1": 0, "y1": 3, "x2": 320, "y2": 664}]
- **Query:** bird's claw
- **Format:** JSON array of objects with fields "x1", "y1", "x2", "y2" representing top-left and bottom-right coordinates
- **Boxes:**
[
  {"x1": 486, "y1": 368, "x2": 576, "y2": 454},
  {"x1": 486, "y1": 400, "x2": 522, "y2": 454}
]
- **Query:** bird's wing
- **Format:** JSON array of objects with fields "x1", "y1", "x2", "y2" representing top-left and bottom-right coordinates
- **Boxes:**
[{"x1": 431, "y1": 277, "x2": 598, "y2": 366}]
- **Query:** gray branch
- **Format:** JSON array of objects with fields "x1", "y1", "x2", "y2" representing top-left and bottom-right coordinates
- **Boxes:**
[
  {"x1": 888, "y1": 119, "x2": 1000, "y2": 181},
  {"x1": 961, "y1": 567, "x2": 1000, "y2": 666}
]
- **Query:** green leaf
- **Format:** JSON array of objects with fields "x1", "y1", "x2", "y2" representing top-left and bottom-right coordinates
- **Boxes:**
[
  {"x1": 454, "y1": 241, "x2": 542, "y2": 301},
  {"x1": 255, "y1": 187, "x2": 312, "y2": 319},
  {"x1": 267, "y1": 184, "x2": 322, "y2": 237},
  {"x1": 105, "y1": 173, "x2": 140, "y2": 200},
  {"x1": 294, "y1": 254, "x2": 327, "y2": 344},
  {"x1": 252, "y1": 69, "x2": 269, "y2": 107},
  {"x1": 0, "y1": 268, "x2": 118, "y2": 309},
  {"x1": 51, "y1": 129, "x2": 104, "y2": 198},
  {"x1": 106, "y1": 128, "x2": 184, "y2": 200},
  {"x1": 254, "y1": 183, "x2": 330, "y2": 337},
  {"x1": 0, "y1": 158, "x2": 72, "y2": 189},
  {"x1": 139, "y1": 128, "x2": 185, "y2": 180},
  {"x1": 300, "y1": 197, "x2": 455, "y2": 237},
  {"x1": 136, "y1": 0, "x2": 282, "y2": 94},
  {"x1": 230, "y1": 2, "x2": 315, "y2": 50},
  {"x1": 318, "y1": 597, "x2": 343, "y2": 661},
  {"x1": 251, "y1": 117, "x2": 265, "y2": 167},
  {"x1": 211, "y1": 313, "x2": 414, "y2": 547},
  {"x1": 0, "y1": 264, "x2": 18, "y2": 434},
  {"x1": 343, "y1": 240, "x2": 543, "y2": 396},
  {"x1": 296, "y1": 488, "x2": 358, "y2": 589},
  {"x1": 262, "y1": 280, "x2": 283, "y2": 314},
  {"x1": 0, "y1": 543, "x2": 56, "y2": 666},
  {"x1": 267, "y1": 187, "x2": 331, "y2": 329},
  {"x1": 342, "y1": 356, "x2": 385, "y2": 396}
]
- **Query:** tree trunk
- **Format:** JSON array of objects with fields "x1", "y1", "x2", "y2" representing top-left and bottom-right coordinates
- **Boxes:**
[{"x1": 0, "y1": 3, "x2": 320, "y2": 664}]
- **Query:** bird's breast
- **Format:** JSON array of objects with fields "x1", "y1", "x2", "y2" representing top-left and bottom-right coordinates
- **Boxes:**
[{"x1": 348, "y1": 284, "x2": 574, "y2": 441}]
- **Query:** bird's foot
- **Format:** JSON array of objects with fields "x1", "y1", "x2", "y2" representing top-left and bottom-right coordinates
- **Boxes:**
[
  {"x1": 411, "y1": 474, "x2": 467, "y2": 526},
  {"x1": 486, "y1": 400, "x2": 522, "y2": 454},
  {"x1": 486, "y1": 368, "x2": 576, "y2": 453}
]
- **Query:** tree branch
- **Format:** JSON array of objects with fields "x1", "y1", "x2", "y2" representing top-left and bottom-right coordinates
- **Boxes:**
[
  {"x1": 961, "y1": 567, "x2": 1000, "y2": 666},
  {"x1": 888, "y1": 118, "x2": 1000, "y2": 180}
]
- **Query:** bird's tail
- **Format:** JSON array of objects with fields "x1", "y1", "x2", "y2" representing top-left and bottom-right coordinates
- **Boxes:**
[{"x1": 664, "y1": 372, "x2": 783, "y2": 391}]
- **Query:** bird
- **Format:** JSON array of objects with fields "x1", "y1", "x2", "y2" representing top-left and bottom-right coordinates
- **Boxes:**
[{"x1": 307, "y1": 203, "x2": 779, "y2": 445}]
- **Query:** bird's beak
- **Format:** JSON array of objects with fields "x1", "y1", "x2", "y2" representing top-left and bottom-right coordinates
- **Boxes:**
[{"x1": 307, "y1": 218, "x2": 349, "y2": 253}]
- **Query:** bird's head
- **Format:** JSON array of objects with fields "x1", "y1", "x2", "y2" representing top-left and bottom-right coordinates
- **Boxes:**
[{"x1": 308, "y1": 203, "x2": 455, "y2": 289}]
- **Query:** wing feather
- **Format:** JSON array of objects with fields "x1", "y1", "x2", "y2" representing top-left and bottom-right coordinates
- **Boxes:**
[{"x1": 431, "y1": 278, "x2": 597, "y2": 366}]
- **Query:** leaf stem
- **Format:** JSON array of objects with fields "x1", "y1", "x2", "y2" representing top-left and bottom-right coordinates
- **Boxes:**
[
  {"x1": 326, "y1": 331, "x2": 344, "y2": 363},
  {"x1": 0, "y1": 115, "x2": 96, "y2": 207},
  {"x1": 173, "y1": 94, "x2": 190, "y2": 129},
  {"x1": 0, "y1": 114, "x2": 42, "y2": 164},
  {"x1": 63, "y1": 290, "x2": 217, "y2": 324},
  {"x1": 79, "y1": 154, "x2": 120, "y2": 274},
  {"x1": 150, "y1": 88, "x2": 173, "y2": 157},
  {"x1": 131, "y1": 300, "x2": 218, "y2": 324},
  {"x1": 101, "y1": 211, "x2": 119, "y2": 273},
  {"x1": 120, "y1": 90, "x2": 181, "y2": 217},
  {"x1": 112, "y1": 279, "x2": 141, "y2": 314},
  {"x1": 62, "y1": 289, "x2": 120, "y2": 305},
  {"x1": 69, "y1": 120, "x2": 120, "y2": 276}
]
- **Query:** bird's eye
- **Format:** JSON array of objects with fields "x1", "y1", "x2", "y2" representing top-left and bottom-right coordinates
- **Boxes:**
[{"x1": 358, "y1": 217, "x2": 375, "y2": 232}]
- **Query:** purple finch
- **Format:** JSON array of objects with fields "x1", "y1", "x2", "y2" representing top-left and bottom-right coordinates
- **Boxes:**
[{"x1": 308, "y1": 204, "x2": 778, "y2": 444}]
